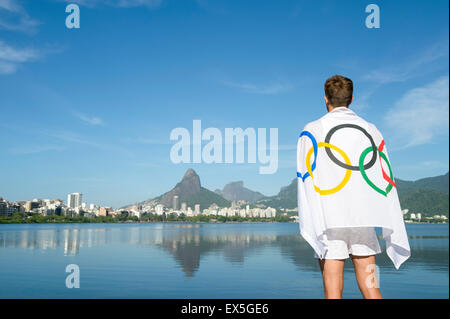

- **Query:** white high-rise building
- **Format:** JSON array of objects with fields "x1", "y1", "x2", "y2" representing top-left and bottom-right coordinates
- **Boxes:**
[
  {"x1": 173, "y1": 196, "x2": 179, "y2": 210},
  {"x1": 67, "y1": 193, "x2": 83, "y2": 209},
  {"x1": 155, "y1": 204, "x2": 164, "y2": 216}
]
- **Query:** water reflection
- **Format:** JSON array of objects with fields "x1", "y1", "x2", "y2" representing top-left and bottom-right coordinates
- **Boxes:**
[
  {"x1": 0, "y1": 223, "x2": 448, "y2": 277},
  {"x1": 156, "y1": 226, "x2": 277, "y2": 276}
]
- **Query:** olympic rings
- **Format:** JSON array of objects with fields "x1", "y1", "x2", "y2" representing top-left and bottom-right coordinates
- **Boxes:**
[
  {"x1": 325, "y1": 124, "x2": 377, "y2": 171},
  {"x1": 305, "y1": 142, "x2": 352, "y2": 195},
  {"x1": 298, "y1": 124, "x2": 397, "y2": 197},
  {"x1": 378, "y1": 140, "x2": 396, "y2": 188},
  {"x1": 359, "y1": 145, "x2": 394, "y2": 196},
  {"x1": 297, "y1": 131, "x2": 318, "y2": 181}
]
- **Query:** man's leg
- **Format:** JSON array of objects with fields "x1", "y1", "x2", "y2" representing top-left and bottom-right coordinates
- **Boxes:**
[
  {"x1": 350, "y1": 255, "x2": 382, "y2": 299},
  {"x1": 318, "y1": 259, "x2": 345, "y2": 299}
]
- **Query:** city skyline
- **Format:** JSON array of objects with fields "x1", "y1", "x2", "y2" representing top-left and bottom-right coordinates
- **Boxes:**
[
  {"x1": 1, "y1": 169, "x2": 448, "y2": 213},
  {"x1": 0, "y1": 0, "x2": 449, "y2": 207},
  {"x1": 0, "y1": 189, "x2": 280, "y2": 220}
]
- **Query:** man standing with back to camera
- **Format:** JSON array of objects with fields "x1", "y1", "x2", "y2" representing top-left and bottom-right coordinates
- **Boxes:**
[{"x1": 297, "y1": 75, "x2": 410, "y2": 299}]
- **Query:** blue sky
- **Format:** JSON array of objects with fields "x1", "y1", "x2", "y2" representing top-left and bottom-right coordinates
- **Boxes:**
[{"x1": 0, "y1": 0, "x2": 448, "y2": 208}]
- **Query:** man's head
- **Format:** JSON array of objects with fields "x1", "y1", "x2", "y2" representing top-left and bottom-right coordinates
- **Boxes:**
[{"x1": 324, "y1": 75, "x2": 353, "y2": 111}]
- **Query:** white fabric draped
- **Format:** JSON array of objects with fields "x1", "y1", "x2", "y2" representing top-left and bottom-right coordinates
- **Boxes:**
[{"x1": 297, "y1": 107, "x2": 410, "y2": 269}]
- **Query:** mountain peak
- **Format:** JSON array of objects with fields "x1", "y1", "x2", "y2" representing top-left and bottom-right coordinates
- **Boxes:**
[
  {"x1": 226, "y1": 181, "x2": 244, "y2": 187},
  {"x1": 144, "y1": 168, "x2": 230, "y2": 209},
  {"x1": 182, "y1": 168, "x2": 199, "y2": 180},
  {"x1": 215, "y1": 180, "x2": 264, "y2": 203},
  {"x1": 156, "y1": 168, "x2": 202, "y2": 207}
]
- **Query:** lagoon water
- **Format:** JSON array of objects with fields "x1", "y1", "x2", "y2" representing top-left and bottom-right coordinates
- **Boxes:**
[{"x1": 0, "y1": 222, "x2": 448, "y2": 299}]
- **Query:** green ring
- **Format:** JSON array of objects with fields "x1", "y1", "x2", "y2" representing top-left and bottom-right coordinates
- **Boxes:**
[{"x1": 359, "y1": 147, "x2": 394, "y2": 196}]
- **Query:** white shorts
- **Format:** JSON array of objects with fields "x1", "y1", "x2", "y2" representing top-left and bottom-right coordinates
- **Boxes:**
[{"x1": 314, "y1": 227, "x2": 382, "y2": 260}]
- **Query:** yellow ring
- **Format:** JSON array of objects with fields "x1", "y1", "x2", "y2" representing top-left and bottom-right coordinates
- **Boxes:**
[{"x1": 306, "y1": 142, "x2": 352, "y2": 195}]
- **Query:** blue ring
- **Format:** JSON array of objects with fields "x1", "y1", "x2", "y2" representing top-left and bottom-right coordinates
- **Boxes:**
[{"x1": 297, "y1": 130, "x2": 317, "y2": 181}]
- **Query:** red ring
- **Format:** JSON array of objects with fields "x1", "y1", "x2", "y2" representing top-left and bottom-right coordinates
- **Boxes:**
[{"x1": 378, "y1": 140, "x2": 396, "y2": 188}]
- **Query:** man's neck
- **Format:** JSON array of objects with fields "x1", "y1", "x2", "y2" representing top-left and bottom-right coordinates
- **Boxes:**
[{"x1": 327, "y1": 105, "x2": 348, "y2": 113}]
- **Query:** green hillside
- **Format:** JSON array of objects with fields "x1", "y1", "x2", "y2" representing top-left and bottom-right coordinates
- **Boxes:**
[
  {"x1": 257, "y1": 179, "x2": 297, "y2": 209},
  {"x1": 183, "y1": 187, "x2": 231, "y2": 209},
  {"x1": 400, "y1": 189, "x2": 449, "y2": 217},
  {"x1": 129, "y1": 169, "x2": 231, "y2": 210},
  {"x1": 138, "y1": 187, "x2": 230, "y2": 210},
  {"x1": 257, "y1": 173, "x2": 449, "y2": 217},
  {"x1": 396, "y1": 172, "x2": 449, "y2": 197}
]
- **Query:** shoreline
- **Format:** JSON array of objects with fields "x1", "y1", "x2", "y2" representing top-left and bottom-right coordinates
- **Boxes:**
[
  {"x1": 0, "y1": 220, "x2": 447, "y2": 225},
  {"x1": 404, "y1": 221, "x2": 448, "y2": 224},
  {"x1": 0, "y1": 221, "x2": 296, "y2": 225},
  {"x1": 0, "y1": 219, "x2": 295, "y2": 225}
]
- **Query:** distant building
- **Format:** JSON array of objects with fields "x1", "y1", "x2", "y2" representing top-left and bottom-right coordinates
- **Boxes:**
[
  {"x1": 130, "y1": 209, "x2": 141, "y2": 218},
  {"x1": 98, "y1": 206, "x2": 112, "y2": 217},
  {"x1": 194, "y1": 204, "x2": 200, "y2": 213},
  {"x1": 181, "y1": 202, "x2": 187, "y2": 212},
  {"x1": 25, "y1": 200, "x2": 40, "y2": 212},
  {"x1": 67, "y1": 193, "x2": 83, "y2": 209},
  {"x1": 0, "y1": 200, "x2": 7, "y2": 217},
  {"x1": 173, "y1": 196, "x2": 179, "y2": 210},
  {"x1": 155, "y1": 204, "x2": 164, "y2": 216}
]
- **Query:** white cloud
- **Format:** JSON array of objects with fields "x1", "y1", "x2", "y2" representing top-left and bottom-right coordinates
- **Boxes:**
[
  {"x1": 0, "y1": 40, "x2": 39, "y2": 74},
  {"x1": 385, "y1": 76, "x2": 449, "y2": 149},
  {"x1": 0, "y1": 60, "x2": 16, "y2": 73},
  {"x1": 75, "y1": 177, "x2": 105, "y2": 183},
  {"x1": 135, "y1": 162, "x2": 163, "y2": 168},
  {"x1": 400, "y1": 160, "x2": 449, "y2": 171},
  {"x1": 48, "y1": 131, "x2": 134, "y2": 156},
  {"x1": 9, "y1": 145, "x2": 64, "y2": 155},
  {"x1": 121, "y1": 137, "x2": 169, "y2": 145},
  {"x1": 113, "y1": 0, "x2": 163, "y2": 7},
  {"x1": 223, "y1": 81, "x2": 293, "y2": 95},
  {"x1": 58, "y1": 0, "x2": 163, "y2": 8},
  {"x1": 75, "y1": 112, "x2": 104, "y2": 126},
  {"x1": 0, "y1": 0, "x2": 40, "y2": 33},
  {"x1": 194, "y1": 0, "x2": 227, "y2": 14},
  {"x1": 0, "y1": 1, "x2": 63, "y2": 75},
  {"x1": 337, "y1": 39, "x2": 449, "y2": 111},
  {"x1": 277, "y1": 144, "x2": 296, "y2": 151},
  {"x1": 352, "y1": 85, "x2": 379, "y2": 111},
  {"x1": 0, "y1": 40, "x2": 38, "y2": 62},
  {"x1": 363, "y1": 40, "x2": 449, "y2": 84}
]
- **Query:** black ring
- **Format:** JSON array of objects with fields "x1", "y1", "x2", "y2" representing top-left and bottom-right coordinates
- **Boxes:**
[{"x1": 324, "y1": 123, "x2": 377, "y2": 171}]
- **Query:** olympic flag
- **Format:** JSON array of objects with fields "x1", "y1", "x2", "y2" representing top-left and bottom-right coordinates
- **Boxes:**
[{"x1": 297, "y1": 107, "x2": 411, "y2": 269}]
